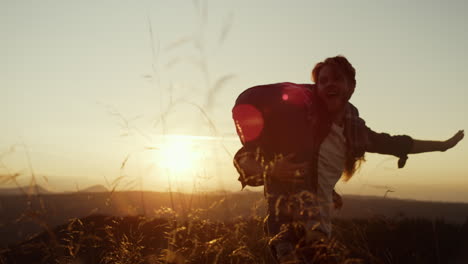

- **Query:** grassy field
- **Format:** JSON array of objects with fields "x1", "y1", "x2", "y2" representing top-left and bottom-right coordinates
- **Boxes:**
[{"x1": 1, "y1": 190, "x2": 468, "y2": 263}]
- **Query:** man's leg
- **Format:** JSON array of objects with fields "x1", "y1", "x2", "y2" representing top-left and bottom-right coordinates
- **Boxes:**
[
  {"x1": 269, "y1": 222, "x2": 340, "y2": 264},
  {"x1": 268, "y1": 222, "x2": 304, "y2": 264}
]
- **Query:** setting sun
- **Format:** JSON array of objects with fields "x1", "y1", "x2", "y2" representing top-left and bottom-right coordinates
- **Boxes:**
[{"x1": 154, "y1": 135, "x2": 202, "y2": 176}]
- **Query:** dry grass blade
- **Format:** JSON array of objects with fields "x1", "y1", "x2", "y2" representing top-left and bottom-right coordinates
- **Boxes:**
[
  {"x1": 364, "y1": 184, "x2": 394, "y2": 190},
  {"x1": 200, "y1": 0, "x2": 208, "y2": 25},
  {"x1": 144, "y1": 146, "x2": 158, "y2": 150},
  {"x1": 0, "y1": 172, "x2": 21, "y2": 185},
  {"x1": 181, "y1": 56, "x2": 209, "y2": 80},
  {"x1": 164, "y1": 57, "x2": 182, "y2": 70},
  {"x1": 219, "y1": 12, "x2": 234, "y2": 45},
  {"x1": 205, "y1": 74, "x2": 236, "y2": 109},
  {"x1": 182, "y1": 101, "x2": 219, "y2": 136},
  {"x1": 111, "y1": 176, "x2": 126, "y2": 187},
  {"x1": 192, "y1": 0, "x2": 200, "y2": 14},
  {"x1": 0, "y1": 144, "x2": 18, "y2": 160},
  {"x1": 383, "y1": 189, "x2": 395, "y2": 199},
  {"x1": 100, "y1": 103, "x2": 150, "y2": 140},
  {"x1": 164, "y1": 36, "x2": 194, "y2": 52},
  {"x1": 120, "y1": 155, "x2": 130, "y2": 170},
  {"x1": 146, "y1": 15, "x2": 160, "y2": 73}
]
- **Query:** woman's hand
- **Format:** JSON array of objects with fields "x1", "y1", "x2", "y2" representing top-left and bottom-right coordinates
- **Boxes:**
[
  {"x1": 410, "y1": 130, "x2": 464, "y2": 154},
  {"x1": 442, "y1": 130, "x2": 464, "y2": 151},
  {"x1": 270, "y1": 154, "x2": 309, "y2": 184}
]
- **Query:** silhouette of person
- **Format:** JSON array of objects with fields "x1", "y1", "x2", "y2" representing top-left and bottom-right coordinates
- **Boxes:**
[{"x1": 232, "y1": 55, "x2": 464, "y2": 263}]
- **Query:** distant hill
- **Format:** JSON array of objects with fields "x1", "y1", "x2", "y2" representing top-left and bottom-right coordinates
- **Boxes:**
[
  {"x1": 337, "y1": 194, "x2": 468, "y2": 224},
  {"x1": 78, "y1": 184, "x2": 108, "y2": 193},
  {"x1": 0, "y1": 185, "x2": 51, "y2": 196}
]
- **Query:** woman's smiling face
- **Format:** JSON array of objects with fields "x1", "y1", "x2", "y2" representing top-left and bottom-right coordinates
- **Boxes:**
[{"x1": 316, "y1": 64, "x2": 354, "y2": 114}]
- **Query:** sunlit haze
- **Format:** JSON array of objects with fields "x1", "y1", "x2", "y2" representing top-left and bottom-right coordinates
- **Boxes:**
[{"x1": 1, "y1": 0, "x2": 467, "y2": 202}]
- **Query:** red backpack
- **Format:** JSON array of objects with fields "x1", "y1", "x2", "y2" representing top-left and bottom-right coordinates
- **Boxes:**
[{"x1": 232, "y1": 82, "x2": 317, "y2": 157}]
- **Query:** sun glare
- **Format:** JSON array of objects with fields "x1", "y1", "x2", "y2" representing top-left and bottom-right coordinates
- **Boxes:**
[{"x1": 154, "y1": 136, "x2": 201, "y2": 177}]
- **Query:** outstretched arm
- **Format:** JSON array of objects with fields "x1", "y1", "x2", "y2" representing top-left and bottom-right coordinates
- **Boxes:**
[
  {"x1": 365, "y1": 128, "x2": 464, "y2": 168},
  {"x1": 409, "y1": 130, "x2": 464, "y2": 154}
]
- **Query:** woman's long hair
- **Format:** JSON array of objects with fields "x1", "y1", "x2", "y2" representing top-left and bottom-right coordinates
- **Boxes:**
[{"x1": 342, "y1": 152, "x2": 365, "y2": 181}]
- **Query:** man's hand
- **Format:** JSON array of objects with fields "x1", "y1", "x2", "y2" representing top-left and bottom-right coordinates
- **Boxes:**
[
  {"x1": 442, "y1": 130, "x2": 464, "y2": 151},
  {"x1": 270, "y1": 154, "x2": 309, "y2": 184}
]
